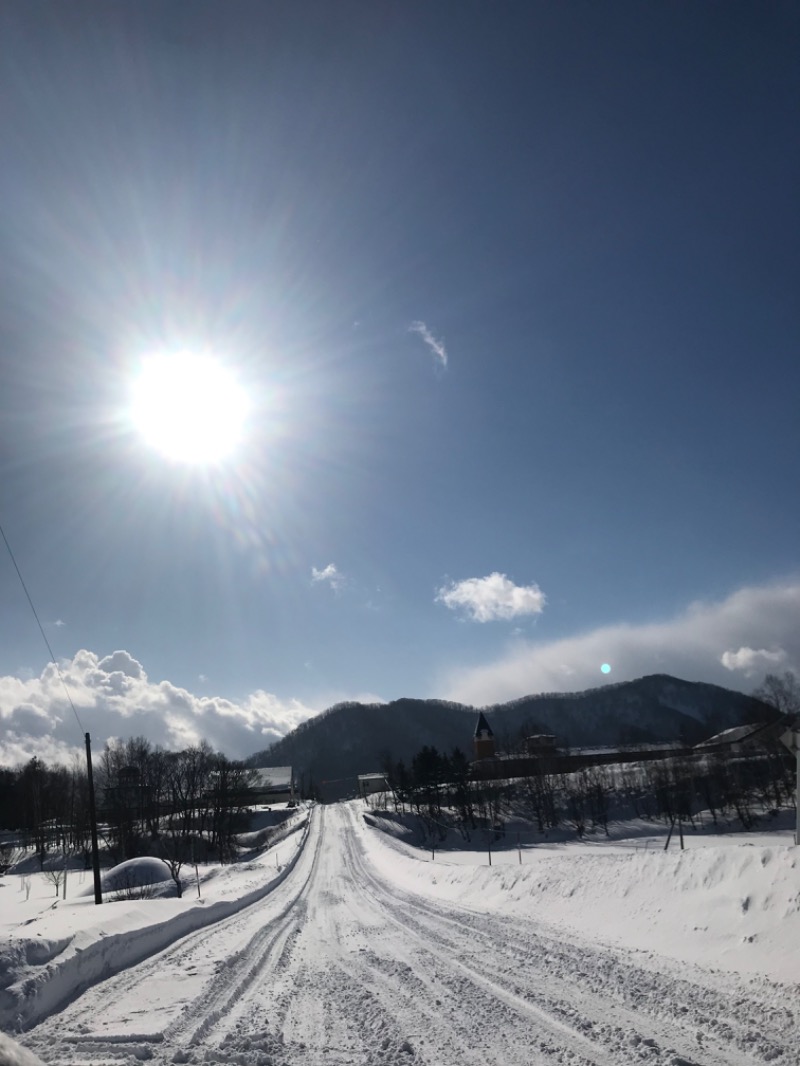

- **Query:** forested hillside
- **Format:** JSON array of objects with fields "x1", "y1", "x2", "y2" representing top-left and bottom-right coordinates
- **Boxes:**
[{"x1": 252, "y1": 675, "x2": 776, "y2": 800}]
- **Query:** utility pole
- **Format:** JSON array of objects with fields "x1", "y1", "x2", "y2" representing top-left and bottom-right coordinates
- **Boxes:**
[
  {"x1": 85, "y1": 733, "x2": 103, "y2": 904},
  {"x1": 779, "y1": 728, "x2": 800, "y2": 845}
]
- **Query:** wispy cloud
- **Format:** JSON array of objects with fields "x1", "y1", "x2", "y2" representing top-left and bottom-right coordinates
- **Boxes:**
[
  {"x1": 436, "y1": 572, "x2": 546, "y2": 623},
  {"x1": 439, "y1": 580, "x2": 800, "y2": 705},
  {"x1": 720, "y1": 646, "x2": 787, "y2": 676},
  {"x1": 311, "y1": 563, "x2": 344, "y2": 591},
  {"x1": 409, "y1": 320, "x2": 448, "y2": 368}
]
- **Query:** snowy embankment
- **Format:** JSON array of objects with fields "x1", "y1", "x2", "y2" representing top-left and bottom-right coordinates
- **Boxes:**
[
  {"x1": 8, "y1": 804, "x2": 800, "y2": 1066},
  {"x1": 359, "y1": 808, "x2": 800, "y2": 983},
  {"x1": 0, "y1": 810, "x2": 310, "y2": 1032}
]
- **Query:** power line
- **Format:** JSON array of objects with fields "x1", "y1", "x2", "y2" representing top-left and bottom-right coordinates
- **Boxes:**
[
  {"x1": 0, "y1": 517, "x2": 105, "y2": 903},
  {"x1": 0, "y1": 518, "x2": 86, "y2": 736}
]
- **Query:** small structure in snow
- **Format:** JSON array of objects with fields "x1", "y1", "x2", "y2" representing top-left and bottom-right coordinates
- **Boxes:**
[
  {"x1": 524, "y1": 734, "x2": 558, "y2": 756},
  {"x1": 357, "y1": 773, "x2": 390, "y2": 800}
]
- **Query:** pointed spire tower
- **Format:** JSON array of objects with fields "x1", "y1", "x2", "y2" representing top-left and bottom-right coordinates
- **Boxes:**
[{"x1": 473, "y1": 711, "x2": 495, "y2": 760}]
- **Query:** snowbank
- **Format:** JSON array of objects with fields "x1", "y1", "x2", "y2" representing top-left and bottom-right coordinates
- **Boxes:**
[
  {"x1": 4, "y1": 801, "x2": 799, "y2": 1040},
  {"x1": 0, "y1": 811, "x2": 311, "y2": 1032},
  {"x1": 357, "y1": 807, "x2": 800, "y2": 982}
]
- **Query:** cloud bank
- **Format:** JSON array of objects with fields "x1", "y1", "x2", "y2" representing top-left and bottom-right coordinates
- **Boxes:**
[
  {"x1": 409, "y1": 320, "x2": 448, "y2": 368},
  {"x1": 0, "y1": 650, "x2": 318, "y2": 767},
  {"x1": 436, "y1": 572, "x2": 546, "y2": 622},
  {"x1": 440, "y1": 580, "x2": 800, "y2": 706}
]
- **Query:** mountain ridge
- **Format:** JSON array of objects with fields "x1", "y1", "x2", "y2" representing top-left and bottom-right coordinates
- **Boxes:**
[{"x1": 251, "y1": 674, "x2": 775, "y2": 801}]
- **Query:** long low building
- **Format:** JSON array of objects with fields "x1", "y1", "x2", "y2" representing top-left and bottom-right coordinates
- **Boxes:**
[
  {"x1": 469, "y1": 711, "x2": 796, "y2": 780},
  {"x1": 245, "y1": 767, "x2": 295, "y2": 806}
]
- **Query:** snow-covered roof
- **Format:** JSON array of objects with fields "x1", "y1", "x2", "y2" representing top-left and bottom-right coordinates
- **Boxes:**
[{"x1": 695, "y1": 723, "x2": 764, "y2": 749}]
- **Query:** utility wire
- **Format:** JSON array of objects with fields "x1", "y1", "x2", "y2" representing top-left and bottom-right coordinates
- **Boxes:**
[{"x1": 0, "y1": 518, "x2": 86, "y2": 736}]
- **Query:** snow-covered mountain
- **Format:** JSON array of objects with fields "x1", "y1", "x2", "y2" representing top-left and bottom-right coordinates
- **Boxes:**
[{"x1": 253, "y1": 674, "x2": 775, "y2": 800}]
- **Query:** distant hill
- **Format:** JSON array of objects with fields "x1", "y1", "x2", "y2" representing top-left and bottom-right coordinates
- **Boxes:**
[{"x1": 250, "y1": 675, "x2": 776, "y2": 801}]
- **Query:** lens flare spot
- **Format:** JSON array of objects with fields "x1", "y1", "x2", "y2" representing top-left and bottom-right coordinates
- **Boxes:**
[{"x1": 601, "y1": 663, "x2": 612, "y2": 674}]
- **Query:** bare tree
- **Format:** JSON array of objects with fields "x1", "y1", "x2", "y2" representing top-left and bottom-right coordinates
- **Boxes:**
[
  {"x1": 563, "y1": 770, "x2": 589, "y2": 838},
  {"x1": 42, "y1": 863, "x2": 65, "y2": 898},
  {"x1": 519, "y1": 761, "x2": 559, "y2": 832},
  {"x1": 208, "y1": 756, "x2": 257, "y2": 862},
  {"x1": 754, "y1": 672, "x2": 800, "y2": 718},
  {"x1": 165, "y1": 742, "x2": 214, "y2": 839},
  {"x1": 585, "y1": 766, "x2": 613, "y2": 836},
  {"x1": 159, "y1": 833, "x2": 191, "y2": 897},
  {"x1": 163, "y1": 857, "x2": 185, "y2": 897},
  {"x1": 109, "y1": 868, "x2": 157, "y2": 902}
]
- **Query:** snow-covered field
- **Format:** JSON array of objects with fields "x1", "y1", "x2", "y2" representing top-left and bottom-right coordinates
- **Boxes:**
[{"x1": 1, "y1": 804, "x2": 799, "y2": 1065}]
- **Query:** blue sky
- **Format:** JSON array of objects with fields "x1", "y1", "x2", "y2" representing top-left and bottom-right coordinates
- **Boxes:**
[{"x1": 1, "y1": 2, "x2": 799, "y2": 762}]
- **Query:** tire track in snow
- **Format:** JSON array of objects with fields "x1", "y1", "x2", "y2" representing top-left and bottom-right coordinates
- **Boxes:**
[
  {"x1": 18, "y1": 804, "x2": 800, "y2": 1066},
  {"x1": 335, "y1": 810, "x2": 619, "y2": 1066},
  {"x1": 21, "y1": 811, "x2": 323, "y2": 1066},
  {"x1": 371, "y1": 889, "x2": 786, "y2": 1065},
  {"x1": 201, "y1": 805, "x2": 561, "y2": 1065},
  {"x1": 164, "y1": 819, "x2": 324, "y2": 1052},
  {"x1": 343, "y1": 804, "x2": 798, "y2": 1066}
]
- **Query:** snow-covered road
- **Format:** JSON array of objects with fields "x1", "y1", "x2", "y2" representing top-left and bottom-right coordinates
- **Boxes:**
[{"x1": 22, "y1": 806, "x2": 800, "y2": 1066}]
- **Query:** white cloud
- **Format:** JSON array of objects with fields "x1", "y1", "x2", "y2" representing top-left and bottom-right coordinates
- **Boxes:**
[
  {"x1": 720, "y1": 646, "x2": 787, "y2": 676},
  {"x1": 311, "y1": 563, "x2": 343, "y2": 591},
  {"x1": 436, "y1": 572, "x2": 546, "y2": 623},
  {"x1": 440, "y1": 580, "x2": 800, "y2": 705},
  {"x1": 0, "y1": 650, "x2": 318, "y2": 766},
  {"x1": 409, "y1": 320, "x2": 448, "y2": 368},
  {"x1": 96, "y1": 649, "x2": 145, "y2": 680}
]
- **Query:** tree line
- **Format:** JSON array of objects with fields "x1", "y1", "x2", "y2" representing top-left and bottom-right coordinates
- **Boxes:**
[
  {"x1": 378, "y1": 673, "x2": 799, "y2": 842},
  {"x1": 378, "y1": 739, "x2": 795, "y2": 843},
  {"x1": 380, "y1": 747, "x2": 508, "y2": 840},
  {"x1": 0, "y1": 736, "x2": 260, "y2": 883}
]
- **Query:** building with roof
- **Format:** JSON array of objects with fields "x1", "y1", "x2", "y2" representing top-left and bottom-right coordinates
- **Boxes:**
[
  {"x1": 473, "y1": 712, "x2": 495, "y2": 760},
  {"x1": 357, "y1": 773, "x2": 390, "y2": 800},
  {"x1": 245, "y1": 767, "x2": 295, "y2": 806}
]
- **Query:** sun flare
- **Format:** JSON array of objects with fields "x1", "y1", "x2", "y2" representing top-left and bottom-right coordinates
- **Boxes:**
[{"x1": 130, "y1": 352, "x2": 250, "y2": 464}]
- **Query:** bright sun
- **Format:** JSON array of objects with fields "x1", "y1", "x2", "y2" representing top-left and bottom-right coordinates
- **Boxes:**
[{"x1": 131, "y1": 352, "x2": 250, "y2": 464}]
